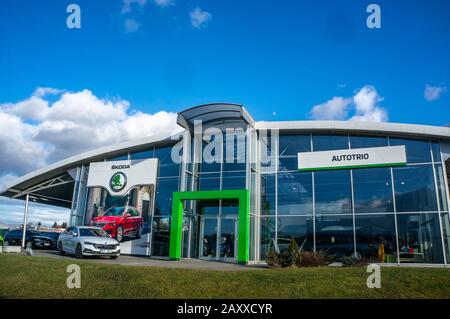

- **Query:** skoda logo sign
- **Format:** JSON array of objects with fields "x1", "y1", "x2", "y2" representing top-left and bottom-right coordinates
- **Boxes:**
[{"x1": 110, "y1": 172, "x2": 127, "y2": 192}]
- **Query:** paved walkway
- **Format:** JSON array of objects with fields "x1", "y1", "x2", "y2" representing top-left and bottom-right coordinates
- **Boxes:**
[{"x1": 32, "y1": 250, "x2": 267, "y2": 271}]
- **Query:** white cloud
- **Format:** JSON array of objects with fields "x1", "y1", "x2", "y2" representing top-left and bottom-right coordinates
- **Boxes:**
[
  {"x1": 154, "y1": 0, "x2": 174, "y2": 8},
  {"x1": 424, "y1": 84, "x2": 447, "y2": 102},
  {"x1": 33, "y1": 87, "x2": 64, "y2": 97},
  {"x1": 190, "y1": 7, "x2": 212, "y2": 28},
  {"x1": 124, "y1": 18, "x2": 141, "y2": 33},
  {"x1": 121, "y1": 0, "x2": 147, "y2": 14},
  {"x1": 309, "y1": 97, "x2": 352, "y2": 120},
  {"x1": 309, "y1": 85, "x2": 388, "y2": 122},
  {"x1": 350, "y1": 85, "x2": 387, "y2": 122},
  {"x1": 0, "y1": 88, "x2": 181, "y2": 184}
]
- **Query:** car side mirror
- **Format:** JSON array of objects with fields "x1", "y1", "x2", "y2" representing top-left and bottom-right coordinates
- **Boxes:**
[
  {"x1": 72, "y1": 233, "x2": 78, "y2": 237},
  {"x1": 125, "y1": 213, "x2": 132, "y2": 218}
]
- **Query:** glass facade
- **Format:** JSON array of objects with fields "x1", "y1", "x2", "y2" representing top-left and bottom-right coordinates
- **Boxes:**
[
  {"x1": 73, "y1": 126, "x2": 449, "y2": 265},
  {"x1": 259, "y1": 133, "x2": 449, "y2": 264}
]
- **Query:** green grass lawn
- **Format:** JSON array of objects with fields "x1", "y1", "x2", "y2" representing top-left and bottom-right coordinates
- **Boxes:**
[{"x1": 1, "y1": 254, "x2": 449, "y2": 299}]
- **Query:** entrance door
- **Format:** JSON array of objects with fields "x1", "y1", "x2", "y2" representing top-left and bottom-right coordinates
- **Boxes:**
[
  {"x1": 200, "y1": 217, "x2": 218, "y2": 259},
  {"x1": 199, "y1": 216, "x2": 237, "y2": 261},
  {"x1": 218, "y1": 217, "x2": 237, "y2": 261}
]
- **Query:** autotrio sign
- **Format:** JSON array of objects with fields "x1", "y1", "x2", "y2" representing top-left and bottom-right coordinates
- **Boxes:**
[
  {"x1": 87, "y1": 159, "x2": 158, "y2": 196},
  {"x1": 297, "y1": 145, "x2": 407, "y2": 171}
]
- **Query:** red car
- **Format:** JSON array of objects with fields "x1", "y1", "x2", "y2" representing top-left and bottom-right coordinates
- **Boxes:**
[{"x1": 91, "y1": 206, "x2": 143, "y2": 242}]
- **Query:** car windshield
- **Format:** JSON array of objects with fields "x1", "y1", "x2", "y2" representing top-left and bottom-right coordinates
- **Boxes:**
[
  {"x1": 79, "y1": 228, "x2": 109, "y2": 237},
  {"x1": 103, "y1": 207, "x2": 125, "y2": 217}
]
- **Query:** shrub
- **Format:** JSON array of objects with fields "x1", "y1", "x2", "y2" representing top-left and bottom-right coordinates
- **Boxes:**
[
  {"x1": 297, "y1": 250, "x2": 330, "y2": 267},
  {"x1": 264, "y1": 238, "x2": 330, "y2": 268},
  {"x1": 266, "y1": 249, "x2": 281, "y2": 268}
]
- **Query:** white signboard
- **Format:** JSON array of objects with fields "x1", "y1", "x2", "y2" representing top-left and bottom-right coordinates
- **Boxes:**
[
  {"x1": 87, "y1": 158, "x2": 158, "y2": 196},
  {"x1": 298, "y1": 145, "x2": 406, "y2": 171}
]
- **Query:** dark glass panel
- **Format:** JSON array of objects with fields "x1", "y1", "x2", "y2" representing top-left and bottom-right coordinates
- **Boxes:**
[
  {"x1": 315, "y1": 215, "x2": 354, "y2": 259},
  {"x1": 389, "y1": 138, "x2": 431, "y2": 163},
  {"x1": 313, "y1": 134, "x2": 349, "y2": 151},
  {"x1": 277, "y1": 172, "x2": 313, "y2": 215},
  {"x1": 277, "y1": 216, "x2": 314, "y2": 252},
  {"x1": 350, "y1": 135, "x2": 388, "y2": 149},
  {"x1": 279, "y1": 134, "x2": 311, "y2": 157},
  {"x1": 355, "y1": 214, "x2": 397, "y2": 263},
  {"x1": 315, "y1": 170, "x2": 352, "y2": 215},
  {"x1": 353, "y1": 167, "x2": 394, "y2": 213},
  {"x1": 152, "y1": 216, "x2": 170, "y2": 257},
  {"x1": 397, "y1": 213, "x2": 444, "y2": 264},
  {"x1": 261, "y1": 174, "x2": 276, "y2": 215},
  {"x1": 394, "y1": 165, "x2": 438, "y2": 212}
]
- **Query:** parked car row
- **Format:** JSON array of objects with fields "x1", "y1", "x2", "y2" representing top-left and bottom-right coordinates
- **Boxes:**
[{"x1": 1, "y1": 206, "x2": 147, "y2": 260}]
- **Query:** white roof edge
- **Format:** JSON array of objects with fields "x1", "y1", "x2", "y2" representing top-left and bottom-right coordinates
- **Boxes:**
[
  {"x1": 255, "y1": 120, "x2": 450, "y2": 139},
  {"x1": 5, "y1": 120, "x2": 450, "y2": 193},
  {"x1": 7, "y1": 131, "x2": 182, "y2": 190}
]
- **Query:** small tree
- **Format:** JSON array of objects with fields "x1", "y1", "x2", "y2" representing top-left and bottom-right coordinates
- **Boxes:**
[
  {"x1": 61, "y1": 222, "x2": 68, "y2": 229},
  {"x1": 52, "y1": 221, "x2": 58, "y2": 228}
]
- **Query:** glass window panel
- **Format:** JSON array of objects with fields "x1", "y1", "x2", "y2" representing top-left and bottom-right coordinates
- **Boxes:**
[
  {"x1": 389, "y1": 138, "x2": 431, "y2": 163},
  {"x1": 279, "y1": 134, "x2": 311, "y2": 157},
  {"x1": 278, "y1": 157, "x2": 298, "y2": 171},
  {"x1": 435, "y1": 164, "x2": 448, "y2": 211},
  {"x1": 315, "y1": 215, "x2": 354, "y2": 259},
  {"x1": 355, "y1": 214, "x2": 397, "y2": 263},
  {"x1": 198, "y1": 173, "x2": 220, "y2": 191},
  {"x1": 221, "y1": 199, "x2": 239, "y2": 215},
  {"x1": 222, "y1": 162, "x2": 246, "y2": 172},
  {"x1": 197, "y1": 200, "x2": 220, "y2": 216},
  {"x1": 350, "y1": 135, "x2": 388, "y2": 149},
  {"x1": 441, "y1": 213, "x2": 450, "y2": 264},
  {"x1": 200, "y1": 162, "x2": 221, "y2": 173},
  {"x1": 130, "y1": 148, "x2": 154, "y2": 160},
  {"x1": 315, "y1": 170, "x2": 352, "y2": 215},
  {"x1": 155, "y1": 146, "x2": 180, "y2": 177},
  {"x1": 152, "y1": 216, "x2": 170, "y2": 257},
  {"x1": 277, "y1": 216, "x2": 314, "y2": 252},
  {"x1": 313, "y1": 134, "x2": 349, "y2": 151},
  {"x1": 261, "y1": 174, "x2": 276, "y2": 215},
  {"x1": 224, "y1": 131, "x2": 246, "y2": 164},
  {"x1": 222, "y1": 170, "x2": 246, "y2": 190},
  {"x1": 353, "y1": 167, "x2": 394, "y2": 214},
  {"x1": 154, "y1": 177, "x2": 179, "y2": 215},
  {"x1": 260, "y1": 215, "x2": 276, "y2": 259},
  {"x1": 277, "y1": 172, "x2": 313, "y2": 215},
  {"x1": 260, "y1": 131, "x2": 276, "y2": 171},
  {"x1": 397, "y1": 213, "x2": 444, "y2": 264},
  {"x1": 394, "y1": 165, "x2": 438, "y2": 212},
  {"x1": 431, "y1": 141, "x2": 442, "y2": 162}
]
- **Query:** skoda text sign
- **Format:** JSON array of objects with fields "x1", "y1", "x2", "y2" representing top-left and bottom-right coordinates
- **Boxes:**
[
  {"x1": 298, "y1": 145, "x2": 407, "y2": 171},
  {"x1": 87, "y1": 158, "x2": 158, "y2": 196}
]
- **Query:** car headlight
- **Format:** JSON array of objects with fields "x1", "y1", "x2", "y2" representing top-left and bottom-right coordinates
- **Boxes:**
[{"x1": 84, "y1": 241, "x2": 96, "y2": 246}]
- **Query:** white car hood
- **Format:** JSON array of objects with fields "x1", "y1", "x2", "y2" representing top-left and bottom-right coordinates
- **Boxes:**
[{"x1": 80, "y1": 236, "x2": 119, "y2": 245}]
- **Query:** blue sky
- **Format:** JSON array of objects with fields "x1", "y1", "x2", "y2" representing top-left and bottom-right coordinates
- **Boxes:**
[
  {"x1": 0, "y1": 0, "x2": 449, "y2": 226},
  {"x1": 0, "y1": 0, "x2": 449, "y2": 123}
]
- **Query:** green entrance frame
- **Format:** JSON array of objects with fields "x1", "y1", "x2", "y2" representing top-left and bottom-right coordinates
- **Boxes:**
[{"x1": 169, "y1": 189, "x2": 250, "y2": 264}]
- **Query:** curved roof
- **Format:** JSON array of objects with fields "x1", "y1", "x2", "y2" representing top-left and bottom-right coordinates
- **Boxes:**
[
  {"x1": 177, "y1": 103, "x2": 255, "y2": 131},
  {"x1": 2, "y1": 104, "x2": 450, "y2": 203},
  {"x1": 256, "y1": 120, "x2": 450, "y2": 139}
]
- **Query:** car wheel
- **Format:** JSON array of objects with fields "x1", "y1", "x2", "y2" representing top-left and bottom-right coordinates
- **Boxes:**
[
  {"x1": 135, "y1": 225, "x2": 141, "y2": 239},
  {"x1": 58, "y1": 242, "x2": 65, "y2": 255},
  {"x1": 4, "y1": 240, "x2": 9, "y2": 246},
  {"x1": 75, "y1": 244, "x2": 83, "y2": 259},
  {"x1": 110, "y1": 256, "x2": 119, "y2": 260},
  {"x1": 115, "y1": 226, "x2": 123, "y2": 242},
  {"x1": 26, "y1": 241, "x2": 33, "y2": 249}
]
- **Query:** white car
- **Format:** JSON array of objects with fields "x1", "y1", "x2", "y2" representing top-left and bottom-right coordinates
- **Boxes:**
[{"x1": 57, "y1": 226, "x2": 120, "y2": 259}]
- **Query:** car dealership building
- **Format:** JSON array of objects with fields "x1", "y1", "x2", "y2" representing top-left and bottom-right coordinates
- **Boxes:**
[{"x1": 2, "y1": 103, "x2": 450, "y2": 265}]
